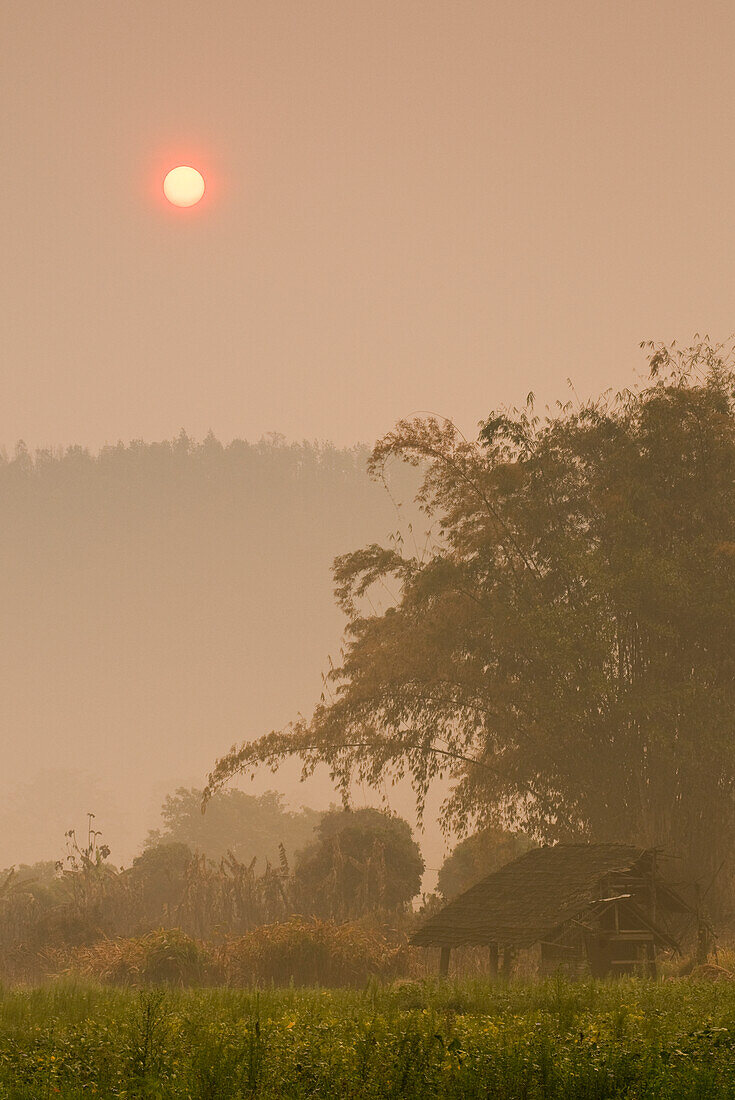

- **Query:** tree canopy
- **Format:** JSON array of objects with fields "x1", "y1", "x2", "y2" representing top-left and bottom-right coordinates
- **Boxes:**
[
  {"x1": 436, "y1": 828, "x2": 533, "y2": 900},
  {"x1": 208, "y1": 339, "x2": 735, "y2": 896},
  {"x1": 147, "y1": 788, "x2": 323, "y2": 868},
  {"x1": 293, "y1": 808, "x2": 424, "y2": 919}
]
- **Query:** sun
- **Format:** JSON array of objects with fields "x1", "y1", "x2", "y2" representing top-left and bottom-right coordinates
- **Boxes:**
[{"x1": 163, "y1": 166, "x2": 205, "y2": 208}]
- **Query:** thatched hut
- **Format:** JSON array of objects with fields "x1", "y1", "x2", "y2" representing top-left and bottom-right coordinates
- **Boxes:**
[{"x1": 412, "y1": 844, "x2": 696, "y2": 978}]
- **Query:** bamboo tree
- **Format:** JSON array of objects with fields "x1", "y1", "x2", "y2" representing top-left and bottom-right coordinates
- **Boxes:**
[{"x1": 209, "y1": 339, "x2": 735, "y2": 907}]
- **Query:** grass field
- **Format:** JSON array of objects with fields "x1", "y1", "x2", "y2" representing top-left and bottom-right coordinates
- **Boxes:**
[{"x1": 0, "y1": 978, "x2": 734, "y2": 1098}]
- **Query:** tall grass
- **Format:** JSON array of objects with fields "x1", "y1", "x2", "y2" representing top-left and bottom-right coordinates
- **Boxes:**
[
  {"x1": 40, "y1": 919, "x2": 406, "y2": 989},
  {"x1": 0, "y1": 978, "x2": 734, "y2": 1097}
]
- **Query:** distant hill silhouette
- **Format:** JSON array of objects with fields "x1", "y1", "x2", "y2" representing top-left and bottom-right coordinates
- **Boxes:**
[{"x1": 0, "y1": 433, "x2": 425, "y2": 868}]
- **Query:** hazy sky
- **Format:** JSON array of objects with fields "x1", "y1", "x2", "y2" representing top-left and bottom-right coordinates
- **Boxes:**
[{"x1": 4, "y1": 1, "x2": 734, "y2": 451}]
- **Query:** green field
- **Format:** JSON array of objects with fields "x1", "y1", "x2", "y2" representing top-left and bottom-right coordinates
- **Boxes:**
[{"x1": 0, "y1": 979, "x2": 734, "y2": 1098}]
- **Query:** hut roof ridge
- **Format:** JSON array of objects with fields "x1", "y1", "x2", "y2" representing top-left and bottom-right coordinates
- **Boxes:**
[{"x1": 412, "y1": 842, "x2": 654, "y2": 949}]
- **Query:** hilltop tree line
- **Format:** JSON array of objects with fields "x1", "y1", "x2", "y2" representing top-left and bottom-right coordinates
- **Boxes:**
[{"x1": 0, "y1": 431, "x2": 420, "y2": 870}]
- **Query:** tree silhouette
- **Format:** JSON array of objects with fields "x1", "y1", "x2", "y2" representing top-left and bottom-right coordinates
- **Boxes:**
[{"x1": 209, "y1": 339, "x2": 735, "y2": 904}]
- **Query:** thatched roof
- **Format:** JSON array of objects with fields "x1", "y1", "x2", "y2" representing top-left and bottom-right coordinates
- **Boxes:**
[{"x1": 412, "y1": 843, "x2": 655, "y2": 949}]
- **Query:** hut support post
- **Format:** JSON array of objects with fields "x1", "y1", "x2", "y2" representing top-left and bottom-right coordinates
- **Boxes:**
[
  {"x1": 488, "y1": 943, "x2": 498, "y2": 978},
  {"x1": 439, "y1": 946, "x2": 451, "y2": 978},
  {"x1": 502, "y1": 947, "x2": 514, "y2": 979}
]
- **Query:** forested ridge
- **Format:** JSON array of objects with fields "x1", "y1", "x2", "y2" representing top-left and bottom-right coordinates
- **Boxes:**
[{"x1": 0, "y1": 433, "x2": 417, "y2": 868}]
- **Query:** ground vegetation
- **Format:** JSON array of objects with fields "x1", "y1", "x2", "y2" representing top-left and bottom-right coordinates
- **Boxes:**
[{"x1": 1, "y1": 979, "x2": 735, "y2": 1097}]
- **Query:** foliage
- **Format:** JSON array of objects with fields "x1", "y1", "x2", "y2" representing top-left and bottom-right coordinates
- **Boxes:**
[
  {"x1": 1, "y1": 979, "x2": 735, "y2": 1096},
  {"x1": 147, "y1": 788, "x2": 323, "y2": 868},
  {"x1": 173, "y1": 850, "x2": 293, "y2": 939},
  {"x1": 60, "y1": 928, "x2": 216, "y2": 986},
  {"x1": 129, "y1": 842, "x2": 194, "y2": 923},
  {"x1": 0, "y1": 816, "x2": 136, "y2": 963},
  {"x1": 437, "y1": 827, "x2": 533, "y2": 899},
  {"x1": 0, "y1": 804, "x2": 424, "y2": 975},
  {"x1": 25, "y1": 919, "x2": 406, "y2": 990},
  {"x1": 3, "y1": 860, "x2": 58, "y2": 889},
  {"x1": 208, "y1": 338, "x2": 735, "y2": 902},
  {"x1": 293, "y1": 808, "x2": 424, "y2": 920},
  {"x1": 0, "y1": 825, "x2": 295, "y2": 975},
  {"x1": 220, "y1": 917, "x2": 407, "y2": 988}
]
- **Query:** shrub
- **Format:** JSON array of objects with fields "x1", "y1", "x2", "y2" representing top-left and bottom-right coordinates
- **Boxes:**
[
  {"x1": 61, "y1": 928, "x2": 217, "y2": 986},
  {"x1": 220, "y1": 917, "x2": 408, "y2": 987}
]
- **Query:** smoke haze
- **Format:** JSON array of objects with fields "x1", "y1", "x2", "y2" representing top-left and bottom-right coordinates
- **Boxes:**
[
  {"x1": 4, "y1": 0, "x2": 735, "y2": 887},
  {"x1": 0, "y1": 437, "x2": 437, "y2": 870}
]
